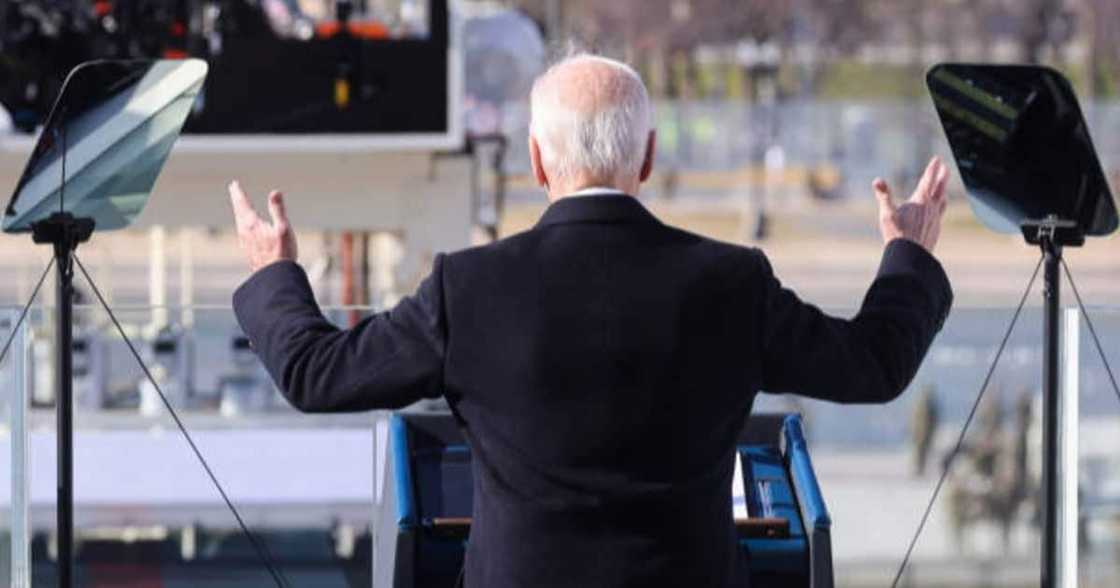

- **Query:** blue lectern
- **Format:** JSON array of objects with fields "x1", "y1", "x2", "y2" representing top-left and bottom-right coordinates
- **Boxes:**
[{"x1": 374, "y1": 412, "x2": 833, "y2": 588}]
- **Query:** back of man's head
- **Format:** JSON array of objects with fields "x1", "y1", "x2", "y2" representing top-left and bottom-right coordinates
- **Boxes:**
[{"x1": 529, "y1": 53, "x2": 653, "y2": 198}]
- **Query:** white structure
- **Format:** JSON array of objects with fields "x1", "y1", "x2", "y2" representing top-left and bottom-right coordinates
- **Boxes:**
[{"x1": 1058, "y1": 308, "x2": 1079, "y2": 588}]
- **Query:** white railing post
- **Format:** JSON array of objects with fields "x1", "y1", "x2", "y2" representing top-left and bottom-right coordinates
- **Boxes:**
[
  {"x1": 1058, "y1": 307, "x2": 1079, "y2": 588},
  {"x1": 372, "y1": 410, "x2": 389, "y2": 586},
  {"x1": 5, "y1": 310, "x2": 31, "y2": 588}
]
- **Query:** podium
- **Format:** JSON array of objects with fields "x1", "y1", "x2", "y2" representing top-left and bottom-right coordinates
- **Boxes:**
[{"x1": 374, "y1": 412, "x2": 833, "y2": 588}]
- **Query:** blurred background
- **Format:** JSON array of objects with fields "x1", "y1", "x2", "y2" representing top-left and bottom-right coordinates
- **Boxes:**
[{"x1": 0, "y1": 0, "x2": 1119, "y2": 586}]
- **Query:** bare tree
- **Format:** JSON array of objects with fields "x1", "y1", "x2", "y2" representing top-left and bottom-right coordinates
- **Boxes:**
[
  {"x1": 1082, "y1": 0, "x2": 1120, "y2": 96},
  {"x1": 1018, "y1": 0, "x2": 1065, "y2": 63}
]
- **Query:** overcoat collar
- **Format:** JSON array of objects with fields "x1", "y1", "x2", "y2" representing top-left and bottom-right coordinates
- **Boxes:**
[{"x1": 535, "y1": 193, "x2": 661, "y2": 228}]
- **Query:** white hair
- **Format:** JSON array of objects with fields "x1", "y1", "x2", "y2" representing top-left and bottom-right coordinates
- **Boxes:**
[{"x1": 529, "y1": 54, "x2": 652, "y2": 185}]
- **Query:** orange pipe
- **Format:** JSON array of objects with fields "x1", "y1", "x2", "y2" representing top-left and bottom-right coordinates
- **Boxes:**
[{"x1": 340, "y1": 232, "x2": 358, "y2": 327}]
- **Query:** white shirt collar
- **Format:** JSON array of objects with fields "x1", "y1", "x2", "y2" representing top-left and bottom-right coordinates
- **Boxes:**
[{"x1": 568, "y1": 187, "x2": 629, "y2": 198}]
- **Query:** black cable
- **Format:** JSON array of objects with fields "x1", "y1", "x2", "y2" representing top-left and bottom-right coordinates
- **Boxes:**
[
  {"x1": 1060, "y1": 258, "x2": 1120, "y2": 405},
  {"x1": 890, "y1": 254, "x2": 1044, "y2": 588},
  {"x1": 72, "y1": 255, "x2": 293, "y2": 588},
  {"x1": 0, "y1": 260, "x2": 55, "y2": 368}
]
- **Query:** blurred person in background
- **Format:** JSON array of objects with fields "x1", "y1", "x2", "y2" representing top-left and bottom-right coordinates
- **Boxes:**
[
  {"x1": 910, "y1": 383, "x2": 940, "y2": 477},
  {"x1": 227, "y1": 53, "x2": 952, "y2": 588}
]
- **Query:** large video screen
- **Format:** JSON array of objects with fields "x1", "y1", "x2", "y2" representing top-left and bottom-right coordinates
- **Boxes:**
[
  {"x1": 0, "y1": 1, "x2": 460, "y2": 146},
  {"x1": 263, "y1": 0, "x2": 435, "y2": 41}
]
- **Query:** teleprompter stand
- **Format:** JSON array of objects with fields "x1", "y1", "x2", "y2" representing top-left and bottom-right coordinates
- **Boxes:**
[
  {"x1": 925, "y1": 63, "x2": 1120, "y2": 588},
  {"x1": 0, "y1": 59, "x2": 222, "y2": 588},
  {"x1": 0, "y1": 59, "x2": 306, "y2": 588},
  {"x1": 31, "y1": 212, "x2": 93, "y2": 587},
  {"x1": 1022, "y1": 216, "x2": 1081, "y2": 588}
]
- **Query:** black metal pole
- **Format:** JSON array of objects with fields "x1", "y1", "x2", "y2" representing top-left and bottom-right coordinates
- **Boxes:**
[
  {"x1": 1041, "y1": 235, "x2": 1061, "y2": 588},
  {"x1": 33, "y1": 214, "x2": 92, "y2": 588},
  {"x1": 54, "y1": 239, "x2": 75, "y2": 588}
]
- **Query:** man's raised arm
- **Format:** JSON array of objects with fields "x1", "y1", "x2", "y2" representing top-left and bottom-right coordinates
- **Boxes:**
[
  {"x1": 227, "y1": 182, "x2": 446, "y2": 412},
  {"x1": 758, "y1": 157, "x2": 954, "y2": 403}
]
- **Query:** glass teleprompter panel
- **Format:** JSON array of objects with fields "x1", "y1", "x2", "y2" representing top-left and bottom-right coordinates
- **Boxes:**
[
  {"x1": 3, "y1": 59, "x2": 207, "y2": 233},
  {"x1": 927, "y1": 63, "x2": 1117, "y2": 237}
]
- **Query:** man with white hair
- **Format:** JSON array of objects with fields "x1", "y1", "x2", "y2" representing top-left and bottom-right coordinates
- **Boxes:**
[{"x1": 229, "y1": 54, "x2": 952, "y2": 587}]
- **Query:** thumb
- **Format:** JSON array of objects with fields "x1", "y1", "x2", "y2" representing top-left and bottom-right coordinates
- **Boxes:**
[
  {"x1": 873, "y1": 178, "x2": 896, "y2": 215},
  {"x1": 267, "y1": 190, "x2": 289, "y2": 228}
]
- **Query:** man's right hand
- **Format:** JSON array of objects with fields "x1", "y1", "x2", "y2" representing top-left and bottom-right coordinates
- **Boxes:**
[
  {"x1": 873, "y1": 156, "x2": 950, "y2": 253},
  {"x1": 229, "y1": 181, "x2": 299, "y2": 274}
]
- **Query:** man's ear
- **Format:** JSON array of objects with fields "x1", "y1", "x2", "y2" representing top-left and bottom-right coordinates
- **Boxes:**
[
  {"x1": 639, "y1": 130, "x2": 657, "y2": 183},
  {"x1": 529, "y1": 135, "x2": 549, "y2": 189}
]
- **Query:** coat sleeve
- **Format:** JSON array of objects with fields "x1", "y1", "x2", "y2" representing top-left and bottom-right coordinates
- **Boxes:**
[
  {"x1": 232, "y1": 255, "x2": 447, "y2": 412},
  {"x1": 757, "y1": 238, "x2": 952, "y2": 404}
]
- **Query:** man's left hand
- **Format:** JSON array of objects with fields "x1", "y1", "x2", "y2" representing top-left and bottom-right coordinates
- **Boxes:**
[{"x1": 229, "y1": 181, "x2": 299, "y2": 273}]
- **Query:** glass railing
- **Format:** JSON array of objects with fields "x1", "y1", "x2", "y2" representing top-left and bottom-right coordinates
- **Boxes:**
[
  {"x1": 2, "y1": 303, "x2": 1119, "y2": 586},
  {"x1": 0, "y1": 304, "x2": 386, "y2": 587},
  {"x1": 752, "y1": 305, "x2": 1120, "y2": 587},
  {"x1": 1071, "y1": 306, "x2": 1120, "y2": 588}
]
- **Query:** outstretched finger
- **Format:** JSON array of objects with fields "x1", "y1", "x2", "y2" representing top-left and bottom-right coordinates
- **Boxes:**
[
  {"x1": 229, "y1": 181, "x2": 261, "y2": 230},
  {"x1": 267, "y1": 190, "x2": 289, "y2": 228},
  {"x1": 929, "y1": 160, "x2": 951, "y2": 204},
  {"x1": 911, "y1": 157, "x2": 941, "y2": 204},
  {"x1": 873, "y1": 178, "x2": 896, "y2": 215}
]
